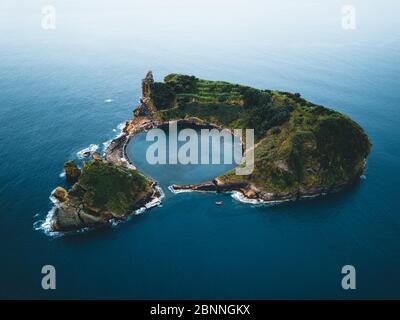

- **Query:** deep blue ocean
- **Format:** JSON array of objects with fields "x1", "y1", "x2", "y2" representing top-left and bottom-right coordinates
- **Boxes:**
[{"x1": 1, "y1": 1, "x2": 399, "y2": 299}]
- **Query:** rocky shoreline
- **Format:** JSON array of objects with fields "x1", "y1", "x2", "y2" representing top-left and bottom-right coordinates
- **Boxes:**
[
  {"x1": 46, "y1": 109, "x2": 164, "y2": 233},
  {"x1": 50, "y1": 181, "x2": 163, "y2": 233},
  {"x1": 169, "y1": 177, "x2": 358, "y2": 204}
]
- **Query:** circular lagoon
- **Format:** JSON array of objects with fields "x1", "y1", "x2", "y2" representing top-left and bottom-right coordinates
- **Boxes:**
[{"x1": 125, "y1": 126, "x2": 242, "y2": 189}]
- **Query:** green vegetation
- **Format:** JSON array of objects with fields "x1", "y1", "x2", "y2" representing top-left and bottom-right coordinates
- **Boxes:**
[
  {"x1": 78, "y1": 160, "x2": 153, "y2": 216},
  {"x1": 150, "y1": 82, "x2": 175, "y2": 110},
  {"x1": 220, "y1": 106, "x2": 371, "y2": 192},
  {"x1": 153, "y1": 74, "x2": 294, "y2": 140},
  {"x1": 149, "y1": 74, "x2": 372, "y2": 194}
]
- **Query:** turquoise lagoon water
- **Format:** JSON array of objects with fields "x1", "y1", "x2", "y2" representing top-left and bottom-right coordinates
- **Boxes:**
[
  {"x1": 126, "y1": 127, "x2": 241, "y2": 188},
  {"x1": 0, "y1": 1, "x2": 400, "y2": 299}
]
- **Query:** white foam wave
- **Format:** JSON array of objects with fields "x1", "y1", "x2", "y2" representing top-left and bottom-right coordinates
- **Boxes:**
[
  {"x1": 33, "y1": 190, "x2": 63, "y2": 237},
  {"x1": 230, "y1": 191, "x2": 265, "y2": 204},
  {"x1": 117, "y1": 122, "x2": 125, "y2": 131},
  {"x1": 111, "y1": 199, "x2": 160, "y2": 229},
  {"x1": 49, "y1": 188, "x2": 60, "y2": 205},
  {"x1": 104, "y1": 99, "x2": 113, "y2": 103},
  {"x1": 33, "y1": 206, "x2": 62, "y2": 238},
  {"x1": 134, "y1": 207, "x2": 147, "y2": 215},
  {"x1": 156, "y1": 186, "x2": 165, "y2": 200},
  {"x1": 102, "y1": 122, "x2": 126, "y2": 154},
  {"x1": 76, "y1": 144, "x2": 99, "y2": 159},
  {"x1": 231, "y1": 191, "x2": 290, "y2": 206},
  {"x1": 134, "y1": 192, "x2": 163, "y2": 215},
  {"x1": 167, "y1": 186, "x2": 218, "y2": 195},
  {"x1": 168, "y1": 186, "x2": 194, "y2": 194},
  {"x1": 102, "y1": 139, "x2": 112, "y2": 153}
]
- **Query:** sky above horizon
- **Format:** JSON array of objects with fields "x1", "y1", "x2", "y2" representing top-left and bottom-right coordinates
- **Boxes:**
[{"x1": 1, "y1": 0, "x2": 399, "y2": 50}]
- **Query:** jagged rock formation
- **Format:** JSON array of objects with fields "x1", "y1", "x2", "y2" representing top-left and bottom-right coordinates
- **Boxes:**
[
  {"x1": 64, "y1": 160, "x2": 81, "y2": 184},
  {"x1": 133, "y1": 71, "x2": 155, "y2": 118},
  {"x1": 52, "y1": 187, "x2": 69, "y2": 202},
  {"x1": 92, "y1": 152, "x2": 102, "y2": 162},
  {"x1": 141, "y1": 70, "x2": 154, "y2": 98}
]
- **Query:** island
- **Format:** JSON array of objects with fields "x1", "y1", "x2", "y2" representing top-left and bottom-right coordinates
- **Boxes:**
[{"x1": 49, "y1": 71, "x2": 371, "y2": 232}]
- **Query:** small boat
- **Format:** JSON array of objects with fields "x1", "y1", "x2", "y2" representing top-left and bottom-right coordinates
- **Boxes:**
[{"x1": 215, "y1": 201, "x2": 223, "y2": 205}]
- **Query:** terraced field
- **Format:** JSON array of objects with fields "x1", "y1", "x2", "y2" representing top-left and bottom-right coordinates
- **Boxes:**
[{"x1": 175, "y1": 79, "x2": 244, "y2": 105}]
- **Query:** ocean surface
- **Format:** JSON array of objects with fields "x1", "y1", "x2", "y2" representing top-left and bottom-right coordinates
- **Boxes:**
[{"x1": 1, "y1": 1, "x2": 400, "y2": 299}]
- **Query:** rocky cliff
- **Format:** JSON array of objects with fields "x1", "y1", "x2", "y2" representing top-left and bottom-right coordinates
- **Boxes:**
[
  {"x1": 51, "y1": 156, "x2": 159, "y2": 232},
  {"x1": 64, "y1": 160, "x2": 81, "y2": 184}
]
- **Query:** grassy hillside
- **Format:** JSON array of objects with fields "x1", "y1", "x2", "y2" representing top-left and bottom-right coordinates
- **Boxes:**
[
  {"x1": 149, "y1": 74, "x2": 371, "y2": 193},
  {"x1": 220, "y1": 106, "x2": 371, "y2": 192},
  {"x1": 78, "y1": 161, "x2": 153, "y2": 216},
  {"x1": 153, "y1": 74, "x2": 293, "y2": 140}
]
